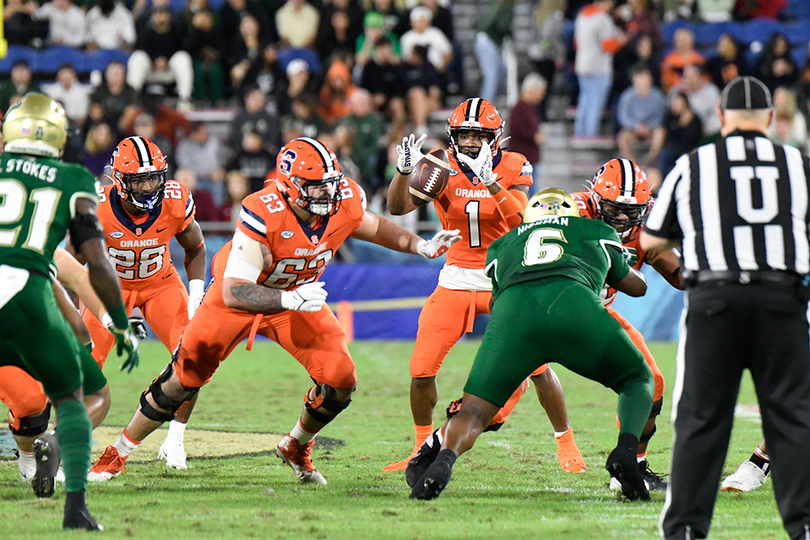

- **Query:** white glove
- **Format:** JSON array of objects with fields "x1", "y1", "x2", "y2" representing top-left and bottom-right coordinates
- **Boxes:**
[
  {"x1": 396, "y1": 133, "x2": 427, "y2": 174},
  {"x1": 188, "y1": 279, "x2": 205, "y2": 319},
  {"x1": 280, "y1": 281, "x2": 328, "y2": 312},
  {"x1": 456, "y1": 141, "x2": 494, "y2": 186},
  {"x1": 416, "y1": 229, "x2": 462, "y2": 259}
]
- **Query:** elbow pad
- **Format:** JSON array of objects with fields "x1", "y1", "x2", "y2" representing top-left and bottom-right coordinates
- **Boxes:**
[{"x1": 68, "y1": 212, "x2": 104, "y2": 250}]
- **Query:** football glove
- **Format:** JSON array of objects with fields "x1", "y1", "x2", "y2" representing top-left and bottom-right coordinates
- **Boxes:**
[
  {"x1": 129, "y1": 316, "x2": 148, "y2": 340},
  {"x1": 112, "y1": 326, "x2": 140, "y2": 373},
  {"x1": 187, "y1": 279, "x2": 205, "y2": 319},
  {"x1": 456, "y1": 142, "x2": 494, "y2": 186},
  {"x1": 280, "y1": 282, "x2": 328, "y2": 313},
  {"x1": 396, "y1": 133, "x2": 427, "y2": 175},
  {"x1": 416, "y1": 229, "x2": 462, "y2": 259}
]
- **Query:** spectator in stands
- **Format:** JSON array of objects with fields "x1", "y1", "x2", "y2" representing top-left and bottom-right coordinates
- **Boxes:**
[
  {"x1": 733, "y1": 0, "x2": 786, "y2": 20},
  {"x1": 676, "y1": 63, "x2": 720, "y2": 138},
  {"x1": 660, "y1": 28, "x2": 705, "y2": 92},
  {"x1": 227, "y1": 14, "x2": 266, "y2": 97},
  {"x1": 185, "y1": 7, "x2": 225, "y2": 106},
  {"x1": 229, "y1": 85, "x2": 280, "y2": 156},
  {"x1": 280, "y1": 93, "x2": 327, "y2": 142},
  {"x1": 175, "y1": 121, "x2": 228, "y2": 201},
  {"x1": 226, "y1": 129, "x2": 276, "y2": 193},
  {"x1": 124, "y1": 88, "x2": 192, "y2": 150},
  {"x1": 616, "y1": 63, "x2": 666, "y2": 166},
  {"x1": 400, "y1": 7, "x2": 453, "y2": 81},
  {"x1": 220, "y1": 0, "x2": 273, "y2": 46},
  {"x1": 798, "y1": 43, "x2": 810, "y2": 122},
  {"x1": 0, "y1": 60, "x2": 40, "y2": 114},
  {"x1": 321, "y1": 0, "x2": 365, "y2": 45},
  {"x1": 653, "y1": 91, "x2": 702, "y2": 181},
  {"x1": 175, "y1": 168, "x2": 221, "y2": 222},
  {"x1": 276, "y1": 58, "x2": 318, "y2": 117},
  {"x1": 88, "y1": 60, "x2": 141, "y2": 134},
  {"x1": 574, "y1": 0, "x2": 625, "y2": 138},
  {"x1": 661, "y1": 0, "x2": 697, "y2": 22},
  {"x1": 85, "y1": 0, "x2": 137, "y2": 51},
  {"x1": 128, "y1": 5, "x2": 194, "y2": 110},
  {"x1": 3, "y1": 0, "x2": 46, "y2": 48},
  {"x1": 612, "y1": 35, "x2": 660, "y2": 110},
  {"x1": 398, "y1": 44, "x2": 441, "y2": 134},
  {"x1": 706, "y1": 34, "x2": 748, "y2": 90},
  {"x1": 355, "y1": 11, "x2": 402, "y2": 82},
  {"x1": 508, "y1": 73, "x2": 547, "y2": 190},
  {"x1": 42, "y1": 64, "x2": 91, "y2": 126},
  {"x1": 769, "y1": 86, "x2": 809, "y2": 153},
  {"x1": 337, "y1": 89, "x2": 384, "y2": 189},
  {"x1": 473, "y1": 0, "x2": 514, "y2": 104},
  {"x1": 323, "y1": 125, "x2": 363, "y2": 187},
  {"x1": 528, "y1": 0, "x2": 565, "y2": 120},
  {"x1": 275, "y1": 0, "x2": 319, "y2": 50},
  {"x1": 82, "y1": 121, "x2": 117, "y2": 177},
  {"x1": 34, "y1": 0, "x2": 86, "y2": 48},
  {"x1": 241, "y1": 43, "x2": 285, "y2": 99},
  {"x1": 696, "y1": 0, "x2": 734, "y2": 21},
  {"x1": 617, "y1": 0, "x2": 661, "y2": 50},
  {"x1": 317, "y1": 9, "x2": 358, "y2": 63},
  {"x1": 366, "y1": 0, "x2": 407, "y2": 37},
  {"x1": 360, "y1": 35, "x2": 407, "y2": 125},
  {"x1": 130, "y1": 112, "x2": 175, "y2": 170},
  {"x1": 757, "y1": 33, "x2": 798, "y2": 94},
  {"x1": 415, "y1": 0, "x2": 454, "y2": 43},
  {"x1": 319, "y1": 59, "x2": 357, "y2": 126},
  {"x1": 220, "y1": 170, "x2": 251, "y2": 227}
]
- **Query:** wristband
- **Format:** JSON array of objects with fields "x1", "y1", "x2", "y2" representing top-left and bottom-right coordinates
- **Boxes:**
[{"x1": 189, "y1": 279, "x2": 205, "y2": 297}]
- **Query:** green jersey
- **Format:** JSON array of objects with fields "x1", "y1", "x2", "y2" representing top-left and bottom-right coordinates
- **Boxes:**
[
  {"x1": 484, "y1": 215, "x2": 631, "y2": 300},
  {"x1": 0, "y1": 153, "x2": 98, "y2": 275}
]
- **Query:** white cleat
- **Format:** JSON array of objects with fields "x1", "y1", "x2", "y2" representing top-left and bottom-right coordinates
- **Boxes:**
[
  {"x1": 721, "y1": 460, "x2": 767, "y2": 492},
  {"x1": 276, "y1": 434, "x2": 327, "y2": 484},
  {"x1": 18, "y1": 458, "x2": 36, "y2": 483},
  {"x1": 158, "y1": 438, "x2": 188, "y2": 470}
]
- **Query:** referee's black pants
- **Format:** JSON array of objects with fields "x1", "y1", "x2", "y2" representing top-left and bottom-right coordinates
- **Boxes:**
[{"x1": 661, "y1": 281, "x2": 810, "y2": 540}]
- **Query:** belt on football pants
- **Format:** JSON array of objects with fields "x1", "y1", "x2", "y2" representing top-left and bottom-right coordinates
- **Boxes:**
[{"x1": 685, "y1": 270, "x2": 805, "y2": 287}]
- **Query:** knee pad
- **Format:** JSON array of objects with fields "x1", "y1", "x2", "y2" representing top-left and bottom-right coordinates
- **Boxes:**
[
  {"x1": 640, "y1": 424, "x2": 657, "y2": 443},
  {"x1": 10, "y1": 403, "x2": 51, "y2": 437},
  {"x1": 649, "y1": 398, "x2": 663, "y2": 419},
  {"x1": 139, "y1": 364, "x2": 199, "y2": 423},
  {"x1": 304, "y1": 383, "x2": 352, "y2": 423}
]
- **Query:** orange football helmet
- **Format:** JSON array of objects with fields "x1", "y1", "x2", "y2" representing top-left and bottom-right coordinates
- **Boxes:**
[
  {"x1": 589, "y1": 158, "x2": 651, "y2": 241},
  {"x1": 446, "y1": 97, "x2": 503, "y2": 160},
  {"x1": 276, "y1": 137, "x2": 343, "y2": 216},
  {"x1": 110, "y1": 136, "x2": 167, "y2": 212}
]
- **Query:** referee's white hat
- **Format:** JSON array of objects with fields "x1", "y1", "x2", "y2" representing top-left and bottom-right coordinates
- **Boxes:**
[{"x1": 720, "y1": 76, "x2": 773, "y2": 111}]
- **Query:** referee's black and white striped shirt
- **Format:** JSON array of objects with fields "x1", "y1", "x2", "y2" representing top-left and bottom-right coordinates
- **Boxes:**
[{"x1": 644, "y1": 129, "x2": 810, "y2": 274}]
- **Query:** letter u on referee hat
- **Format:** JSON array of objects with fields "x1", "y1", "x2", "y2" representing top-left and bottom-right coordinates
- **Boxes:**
[{"x1": 720, "y1": 76, "x2": 773, "y2": 111}]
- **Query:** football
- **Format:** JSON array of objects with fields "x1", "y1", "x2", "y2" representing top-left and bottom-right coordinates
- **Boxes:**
[{"x1": 409, "y1": 149, "x2": 451, "y2": 203}]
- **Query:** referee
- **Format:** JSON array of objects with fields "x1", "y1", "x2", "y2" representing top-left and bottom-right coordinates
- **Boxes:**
[{"x1": 640, "y1": 76, "x2": 810, "y2": 540}]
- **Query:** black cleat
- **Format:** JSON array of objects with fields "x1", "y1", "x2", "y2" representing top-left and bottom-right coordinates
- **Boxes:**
[
  {"x1": 406, "y1": 431, "x2": 441, "y2": 488},
  {"x1": 639, "y1": 459, "x2": 667, "y2": 491},
  {"x1": 32, "y1": 433, "x2": 60, "y2": 499},
  {"x1": 409, "y1": 459, "x2": 453, "y2": 500},
  {"x1": 63, "y1": 506, "x2": 104, "y2": 531},
  {"x1": 606, "y1": 445, "x2": 651, "y2": 501}
]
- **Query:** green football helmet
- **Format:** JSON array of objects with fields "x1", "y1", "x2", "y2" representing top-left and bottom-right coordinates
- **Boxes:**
[
  {"x1": 523, "y1": 188, "x2": 581, "y2": 223},
  {"x1": 2, "y1": 93, "x2": 68, "y2": 158}
]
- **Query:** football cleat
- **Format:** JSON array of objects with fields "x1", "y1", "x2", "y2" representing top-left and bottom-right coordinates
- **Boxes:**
[
  {"x1": 276, "y1": 435, "x2": 327, "y2": 484},
  {"x1": 409, "y1": 458, "x2": 453, "y2": 500},
  {"x1": 16, "y1": 449, "x2": 36, "y2": 483},
  {"x1": 721, "y1": 460, "x2": 767, "y2": 492},
  {"x1": 63, "y1": 506, "x2": 104, "y2": 531},
  {"x1": 32, "y1": 433, "x2": 61, "y2": 498},
  {"x1": 158, "y1": 438, "x2": 188, "y2": 470},
  {"x1": 406, "y1": 430, "x2": 442, "y2": 488},
  {"x1": 606, "y1": 445, "x2": 651, "y2": 501},
  {"x1": 88, "y1": 446, "x2": 127, "y2": 481},
  {"x1": 639, "y1": 459, "x2": 667, "y2": 491}
]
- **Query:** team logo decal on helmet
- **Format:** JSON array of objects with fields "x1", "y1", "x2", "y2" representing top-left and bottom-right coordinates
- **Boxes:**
[
  {"x1": 524, "y1": 188, "x2": 581, "y2": 223},
  {"x1": 446, "y1": 97, "x2": 503, "y2": 162},
  {"x1": 589, "y1": 158, "x2": 651, "y2": 241},
  {"x1": 109, "y1": 136, "x2": 168, "y2": 212},
  {"x1": 276, "y1": 137, "x2": 343, "y2": 217}
]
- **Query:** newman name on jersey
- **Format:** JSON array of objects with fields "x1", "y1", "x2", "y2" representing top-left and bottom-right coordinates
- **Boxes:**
[{"x1": 97, "y1": 181, "x2": 195, "y2": 290}]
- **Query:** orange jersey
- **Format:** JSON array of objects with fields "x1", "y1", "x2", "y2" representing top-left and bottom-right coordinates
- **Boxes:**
[
  {"x1": 433, "y1": 150, "x2": 532, "y2": 268},
  {"x1": 97, "y1": 181, "x2": 195, "y2": 291},
  {"x1": 211, "y1": 178, "x2": 365, "y2": 289}
]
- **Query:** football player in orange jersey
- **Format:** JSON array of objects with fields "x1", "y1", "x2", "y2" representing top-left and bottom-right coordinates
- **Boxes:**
[
  {"x1": 570, "y1": 158, "x2": 683, "y2": 491},
  {"x1": 72, "y1": 136, "x2": 207, "y2": 472},
  {"x1": 384, "y1": 97, "x2": 585, "y2": 473},
  {"x1": 87, "y1": 137, "x2": 461, "y2": 484}
]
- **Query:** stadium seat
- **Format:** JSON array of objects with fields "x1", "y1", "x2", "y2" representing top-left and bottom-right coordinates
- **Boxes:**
[
  {"x1": 783, "y1": 21, "x2": 810, "y2": 46},
  {"x1": 744, "y1": 48, "x2": 761, "y2": 68},
  {"x1": 783, "y1": 0, "x2": 810, "y2": 21},
  {"x1": 278, "y1": 47, "x2": 321, "y2": 75},
  {"x1": 85, "y1": 49, "x2": 131, "y2": 73},
  {"x1": 693, "y1": 22, "x2": 731, "y2": 48},
  {"x1": 662, "y1": 21, "x2": 696, "y2": 45},
  {"x1": 0, "y1": 45, "x2": 38, "y2": 74},
  {"x1": 730, "y1": 20, "x2": 782, "y2": 46},
  {"x1": 792, "y1": 45, "x2": 807, "y2": 68},
  {"x1": 37, "y1": 46, "x2": 85, "y2": 75}
]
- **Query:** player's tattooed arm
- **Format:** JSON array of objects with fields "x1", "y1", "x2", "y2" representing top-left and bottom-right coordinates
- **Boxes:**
[
  {"x1": 224, "y1": 281, "x2": 285, "y2": 312},
  {"x1": 222, "y1": 232, "x2": 283, "y2": 312}
]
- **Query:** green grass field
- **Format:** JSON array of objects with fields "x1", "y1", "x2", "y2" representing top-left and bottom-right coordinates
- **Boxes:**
[{"x1": 0, "y1": 339, "x2": 782, "y2": 539}]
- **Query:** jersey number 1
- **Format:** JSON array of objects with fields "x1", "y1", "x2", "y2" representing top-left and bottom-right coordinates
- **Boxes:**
[{"x1": 0, "y1": 179, "x2": 60, "y2": 253}]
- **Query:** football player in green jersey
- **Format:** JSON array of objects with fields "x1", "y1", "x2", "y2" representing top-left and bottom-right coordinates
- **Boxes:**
[
  {"x1": 0, "y1": 93, "x2": 139, "y2": 530},
  {"x1": 409, "y1": 188, "x2": 655, "y2": 502}
]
